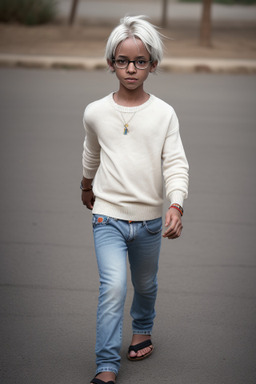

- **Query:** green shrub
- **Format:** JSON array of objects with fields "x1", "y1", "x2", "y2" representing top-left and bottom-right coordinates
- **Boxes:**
[{"x1": 0, "y1": 0, "x2": 57, "y2": 25}]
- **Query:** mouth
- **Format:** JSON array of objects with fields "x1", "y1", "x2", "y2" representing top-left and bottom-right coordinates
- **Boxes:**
[{"x1": 125, "y1": 78, "x2": 137, "y2": 83}]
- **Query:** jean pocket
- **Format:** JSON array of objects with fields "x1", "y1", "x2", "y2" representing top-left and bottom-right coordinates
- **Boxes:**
[
  {"x1": 92, "y1": 214, "x2": 110, "y2": 227},
  {"x1": 144, "y1": 217, "x2": 162, "y2": 234}
]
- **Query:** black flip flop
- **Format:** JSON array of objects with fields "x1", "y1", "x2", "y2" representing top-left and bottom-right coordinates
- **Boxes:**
[
  {"x1": 91, "y1": 378, "x2": 115, "y2": 384},
  {"x1": 127, "y1": 339, "x2": 154, "y2": 361}
]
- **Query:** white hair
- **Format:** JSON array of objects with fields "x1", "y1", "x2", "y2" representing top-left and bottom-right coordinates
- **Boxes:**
[{"x1": 105, "y1": 15, "x2": 164, "y2": 64}]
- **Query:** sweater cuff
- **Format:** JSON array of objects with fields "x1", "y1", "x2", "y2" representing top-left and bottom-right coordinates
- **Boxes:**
[
  {"x1": 83, "y1": 168, "x2": 96, "y2": 179},
  {"x1": 169, "y1": 191, "x2": 186, "y2": 208}
]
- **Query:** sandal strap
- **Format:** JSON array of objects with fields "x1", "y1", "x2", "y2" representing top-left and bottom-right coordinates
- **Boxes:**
[
  {"x1": 91, "y1": 378, "x2": 115, "y2": 384},
  {"x1": 128, "y1": 339, "x2": 152, "y2": 353}
]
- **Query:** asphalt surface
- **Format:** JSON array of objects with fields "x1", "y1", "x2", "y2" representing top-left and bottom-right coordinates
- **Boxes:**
[{"x1": 0, "y1": 68, "x2": 256, "y2": 384}]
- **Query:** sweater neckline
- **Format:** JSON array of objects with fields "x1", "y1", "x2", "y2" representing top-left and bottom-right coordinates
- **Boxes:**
[{"x1": 109, "y1": 92, "x2": 154, "y2": 113}]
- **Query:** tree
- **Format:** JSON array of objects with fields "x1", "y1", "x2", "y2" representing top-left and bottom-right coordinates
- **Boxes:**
[
  {"x1": 69, "y1": 0, "x2": 79, "y2": 25},
  {"x1": 199, "y1": 0, "x2": 213, "y2": 47},
  {"x1": 161, "y1": 0, "x2": 169, "y2": 28}
]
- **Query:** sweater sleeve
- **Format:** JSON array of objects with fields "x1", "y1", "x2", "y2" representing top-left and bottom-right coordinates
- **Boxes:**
[
  {"x1": 82, "y1": 107, "x2": 101, "y2": 179},
  {"x1": 162, "y1": 111, "x2": 189, "y2": 207}
]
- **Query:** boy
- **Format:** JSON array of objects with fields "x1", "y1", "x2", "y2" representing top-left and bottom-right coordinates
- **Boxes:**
[{"x1": 81, "y1": 15, "x2": 189, "y2": 384}]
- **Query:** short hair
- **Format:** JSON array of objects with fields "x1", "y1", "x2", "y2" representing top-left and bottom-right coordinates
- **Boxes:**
[{"x1": 105, "y1": 15, "x2": 164, "y2": 64}]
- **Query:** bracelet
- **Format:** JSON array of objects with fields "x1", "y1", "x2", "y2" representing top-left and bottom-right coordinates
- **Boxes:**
[
  {"x1": 169, "y1": 203, "x2": 184, "y2": 216},
  {"x1": 80, "y1": 182, "x2": 92, "y2": 192}
]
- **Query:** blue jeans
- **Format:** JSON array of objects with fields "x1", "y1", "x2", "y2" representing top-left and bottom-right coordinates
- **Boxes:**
[{"x1": 92, "y1": 214, "x2": 162, "y2": 376}]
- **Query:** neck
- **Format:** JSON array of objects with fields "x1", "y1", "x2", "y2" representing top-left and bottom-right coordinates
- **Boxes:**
[{"x1": 114, "y1": 86, "x2": 149, "y2": 107}]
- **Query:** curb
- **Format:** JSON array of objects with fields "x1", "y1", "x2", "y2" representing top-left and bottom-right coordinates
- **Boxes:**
[
  {"x1": 161, "y1": 58, "x2": 256, "y2": 74},
  {"x1": 0, "y1": 54, "x2": 256, "y2": 74}
]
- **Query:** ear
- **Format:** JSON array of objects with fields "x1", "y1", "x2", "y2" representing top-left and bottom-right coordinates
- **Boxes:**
[
  {"x1": 107, "y1": 59, "x2": 115, "y2": 72},
  {"x1": 150, "y1": 61, "x2": 158, "y2": 73}
]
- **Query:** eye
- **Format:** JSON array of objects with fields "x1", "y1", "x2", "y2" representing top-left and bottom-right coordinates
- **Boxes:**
[
  {"x1": 136, "y1": 60, "x2": 146, "y2": 65},
  {"x1": 116, "y1": 59, "x2": 128, "y2": 65}
]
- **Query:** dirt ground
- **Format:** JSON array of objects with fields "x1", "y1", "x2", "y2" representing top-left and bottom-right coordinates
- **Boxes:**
[{"x1": 0, "y1": 19, "x2": 256, "y2": 59}]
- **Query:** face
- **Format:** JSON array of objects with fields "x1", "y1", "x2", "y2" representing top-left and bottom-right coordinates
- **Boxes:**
[{"x1": 108, "y1": 37, "x2": 157, "y2": 92}]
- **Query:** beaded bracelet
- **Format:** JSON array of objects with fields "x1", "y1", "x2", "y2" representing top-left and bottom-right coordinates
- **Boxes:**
[
  {"x1": 169, "y1": 203, "x2": 184, "y2": 216},
  {"x1": 80, "y1": 182, "x2": 92, "y2": 192}
]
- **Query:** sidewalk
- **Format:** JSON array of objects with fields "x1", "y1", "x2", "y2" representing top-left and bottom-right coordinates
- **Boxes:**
[
  {"x1": 1, "y1": 53, "x2": 255, "y2": 73},
  {"x1": 0, "y1": 1, "x2": 255, "y2": 73}
]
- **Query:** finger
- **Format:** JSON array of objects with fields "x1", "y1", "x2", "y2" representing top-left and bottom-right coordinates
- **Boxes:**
[
  {"x1": 166, "y1": 231, "x2": 178, "y2": 239},
  {"x1": 165, "y1": 213, "x2": 171, "y2": 227},
  {"x1": 168, "y1": 225, "x2": 183, "y2": 239},
  {"x1": 87, "y1": 196, "x2": 95, "y2": 210},
  {"x1": 163, "y1": 220, "x2": 178, "y2": 237},
  {"x1": 164, "y1": 222, "x2": 183, "y2": 239}
]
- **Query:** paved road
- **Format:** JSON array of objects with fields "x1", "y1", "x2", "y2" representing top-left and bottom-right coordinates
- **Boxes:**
[{"x1": 0, "y1": 68, "x2": 256, "y2": 384}]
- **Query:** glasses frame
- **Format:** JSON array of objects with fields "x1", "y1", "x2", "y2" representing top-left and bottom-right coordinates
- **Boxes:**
[{"x1": 112, "y1": 58, "x2": 153, "y2": 70}]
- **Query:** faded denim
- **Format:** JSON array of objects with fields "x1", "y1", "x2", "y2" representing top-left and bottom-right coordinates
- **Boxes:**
[{"x1": 92, "y1": 214, "x2": 162, "y2": 376}]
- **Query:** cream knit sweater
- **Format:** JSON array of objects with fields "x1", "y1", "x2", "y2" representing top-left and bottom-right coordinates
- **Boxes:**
[{"x1": 82, "y1": 93, "x2": 189, "y2": 221}]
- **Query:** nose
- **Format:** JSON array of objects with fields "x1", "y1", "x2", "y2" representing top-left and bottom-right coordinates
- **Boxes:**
[{"x1": 126, "y1": 61, "x2": 136, "y2": 72}]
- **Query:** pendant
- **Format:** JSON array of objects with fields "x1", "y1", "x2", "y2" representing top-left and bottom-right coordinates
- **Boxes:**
[{"x1": 124, "y1": 124, "x2": 129, "y2": 135}]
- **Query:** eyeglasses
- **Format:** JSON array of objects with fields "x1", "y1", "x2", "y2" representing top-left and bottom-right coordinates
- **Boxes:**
[{"x1": 112, "y1": 58, "x2": 153, "y2": 70}]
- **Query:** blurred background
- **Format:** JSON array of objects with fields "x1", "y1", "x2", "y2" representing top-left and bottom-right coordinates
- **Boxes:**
[{"x1": 0, "y1": 0, "x2": 256, "y2": 61}]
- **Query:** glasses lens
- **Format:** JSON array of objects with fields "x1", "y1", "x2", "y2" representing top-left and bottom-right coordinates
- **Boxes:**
[
  {"x1": 135, "y1": 60, "x2": 148, "y2": 69},
  {"x1": 115, "y1": 59, "x2": 128, "y2": 68}
]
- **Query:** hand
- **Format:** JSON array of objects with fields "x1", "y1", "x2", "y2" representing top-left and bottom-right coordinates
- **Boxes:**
[
  {"x1": 162, "y1": 208, "x2": 183, "y2": 239},
  {"x1": 81, "y1": 190, "x2": 95, "y2": 210}
]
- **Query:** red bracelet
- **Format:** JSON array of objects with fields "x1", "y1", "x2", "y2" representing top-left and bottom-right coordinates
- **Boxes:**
[{"x1": 169, "y1": 204, "x2": 184, "y2": 216}]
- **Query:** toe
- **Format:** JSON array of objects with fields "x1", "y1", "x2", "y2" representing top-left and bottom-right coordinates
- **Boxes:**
[
  {"x1": 129, "y1": 350, "x2": 137, "y2": 358},
  {"x1": 137, "y1": 346, "x2": 152, "y2": 357}
]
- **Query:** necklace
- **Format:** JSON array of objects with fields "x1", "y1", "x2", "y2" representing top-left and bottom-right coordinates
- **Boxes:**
[{"x1": 120, "y1": 111, "x2": 136, "y2": 135}]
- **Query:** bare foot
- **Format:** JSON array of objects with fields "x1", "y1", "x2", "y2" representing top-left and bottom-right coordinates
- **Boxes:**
[
  {"x1": 129, "y1": 334, "x2": 153, "y2": 359},
  {"x1": 91, "y1": 371, "x2": 116, "y2": 383}
]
